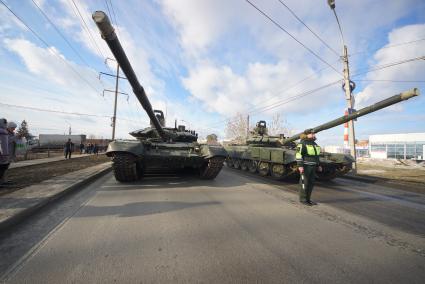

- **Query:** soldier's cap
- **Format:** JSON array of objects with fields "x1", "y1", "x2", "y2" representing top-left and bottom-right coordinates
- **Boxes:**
[{"x1": 303, "y1": 128, "x2": 315, "y2": 135}]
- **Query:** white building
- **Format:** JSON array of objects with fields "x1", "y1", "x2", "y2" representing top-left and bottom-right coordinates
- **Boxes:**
[{"x1": 369, "y1": 133, "x2": 425, "y2": 160}]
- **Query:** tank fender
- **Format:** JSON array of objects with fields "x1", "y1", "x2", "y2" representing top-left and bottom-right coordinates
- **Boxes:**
[
  {"x1": 200, "y1": 144, "x2": 228, "y2": 158},
  {"x1": 106, "y1": 140, "x2": 145, "y2": 157}
]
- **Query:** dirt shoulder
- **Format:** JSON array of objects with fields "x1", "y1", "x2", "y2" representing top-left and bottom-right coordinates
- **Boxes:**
[
  {"x1": 0, "y1": 155, "x2": 110, "y2": 196},
  {"x1": 354, "y1": 159, "x2": 425, "y2": 193}
]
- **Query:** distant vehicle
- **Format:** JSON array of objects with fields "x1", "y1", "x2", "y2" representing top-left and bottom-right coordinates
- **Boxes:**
[
  {"x1": 225, "y1": 89, "x2": 419, "y2": 180},
  {"x1": 38, "y1": 134, "x2": 86, "y2": 147},
  {"x1": 92, "y1": 11, "x2": 227, "y2": 182}
]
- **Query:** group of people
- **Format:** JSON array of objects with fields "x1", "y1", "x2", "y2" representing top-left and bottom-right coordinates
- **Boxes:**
[
  {"x1": 0, "y1": 118, "x2": 18, "y2": 187},
  {"x1": 79, "y1": 143, "x2": 100, "y2": 155},
  {"x1": 63, "y1": 139, "x2": 103, "y2": 159}
]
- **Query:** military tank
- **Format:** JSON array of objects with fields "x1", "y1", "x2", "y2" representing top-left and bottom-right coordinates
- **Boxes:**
[
  {"x1": 225, "y1": 89, "x2": 419, "y2": 180},
  {"x1": 92, "y1": 11, "x2": 226, "y2": 182}
]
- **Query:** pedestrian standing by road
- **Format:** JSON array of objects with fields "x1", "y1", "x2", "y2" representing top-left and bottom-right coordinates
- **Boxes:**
[
  {"x1": 0, "y1": 121, "x2": 18, "y2": 185},
  {"x1": 64, "y1": 138, "x2": 74, "y2": 159},
  {"x1": 79, "y1": 142, "x2": 85, "y2": 154},
  {"x1": 0, "y1": 118, "x2": 10, "y2": 187},
  {"x1": 93, "y1": 144, "x2": 98, "y2": 155},
  {"x1": 7, "y1": 121, "x2": 17, "y2": 162},
  {"x1": 296, "y1": 129, "x2": 322, "y2": 206}
]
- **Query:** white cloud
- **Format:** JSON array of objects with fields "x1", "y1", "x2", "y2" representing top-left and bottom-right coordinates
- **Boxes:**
[
  {"x1": 4, "y1": 38, "x2": 98, "y2": 88},
  {"x1": 160, "y1": 0, "x2": 423, "y2": 123},
  {"x1": 355, "y1": 24, "x2": 425, "y2": 107},
  {"x1": 182, "y1": 60, "x2": 340, "y2": 117},
  {"x1": 1, "y1": 37, "x2": 149, "y2": 139},
  {"x1": 159, "y1": 0, "x2": 241, "y2": 57}
]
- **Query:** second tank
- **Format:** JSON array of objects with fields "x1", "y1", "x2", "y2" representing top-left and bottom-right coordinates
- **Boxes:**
[{"x1": 225, "y1": 89, "x2": 419, "y2": 181}]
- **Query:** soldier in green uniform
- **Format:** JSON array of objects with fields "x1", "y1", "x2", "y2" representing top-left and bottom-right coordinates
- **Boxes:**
[{"x1": 295, "y1": 129, "x2": 322, "y2": 206}]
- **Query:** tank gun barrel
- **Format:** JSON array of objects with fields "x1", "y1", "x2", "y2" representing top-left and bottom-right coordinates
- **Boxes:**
[
  {"x1": 283, "y1": 88, "x2": 420, "y2": 144},
  {"x1": 92, "y1": 11, "x2": 166, "y2": 140}
]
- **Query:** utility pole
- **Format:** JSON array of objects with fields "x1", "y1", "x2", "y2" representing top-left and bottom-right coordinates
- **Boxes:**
[
  {"x1": 100, "y1": 58, "x2": 129, "y2": 140},
  {"x1": 112, "y1": 62, "x2": 119, "y2": 140},
  {"x1": 328, "y1": 0, "x2": 357, "y2": 172},
  {"x1": 342, "y1": 45, "x2": 357, "y2": 172}
]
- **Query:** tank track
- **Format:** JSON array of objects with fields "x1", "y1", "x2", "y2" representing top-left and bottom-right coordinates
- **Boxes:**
[
  {"x1": 112, "y1": 153, "x2": 143, "y2": 182},
  {"x1": 200, "y1": 157, "x2": 225, "y2": 180}
]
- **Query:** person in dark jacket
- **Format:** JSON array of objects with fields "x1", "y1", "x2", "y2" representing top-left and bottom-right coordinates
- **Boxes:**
[
  {"x1": 0, "y1": 118, "x2": 9, "y2": 187},
  {"x1": 64, "y1": 138, "x2": 74, "y2": 159},
  {"x1": 79, "y1": 142, "x2": 85, "y2": 154},
  {"x1": 93, "y1": 144, "x2": 98, "y2": 155},
  {"x1": 295, "y1": 129, "x2": 322, "y2": 206}
]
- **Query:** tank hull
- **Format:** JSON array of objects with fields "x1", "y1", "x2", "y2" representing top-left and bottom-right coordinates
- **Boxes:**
[
  {"x1": 224, "y1": 145, "x2": 353, "y2": 180},
  {"x1": 107, "y1": 140, "x2": 227, "y2": 181}
]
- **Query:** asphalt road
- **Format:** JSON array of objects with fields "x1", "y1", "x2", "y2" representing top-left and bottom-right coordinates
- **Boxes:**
[{"x1": 1, "y1": 167, "x2": 424, "y2": 283}]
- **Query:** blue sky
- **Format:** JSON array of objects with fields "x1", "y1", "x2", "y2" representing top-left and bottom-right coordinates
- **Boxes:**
[{"x1": 0, "y1": 0, "x2": 424, "y2": 145}]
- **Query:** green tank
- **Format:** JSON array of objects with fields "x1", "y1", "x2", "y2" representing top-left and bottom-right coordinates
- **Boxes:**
[
  {"x1": 225, "y1": 89, "x2": 419, "y2": 180},
  {"x1": 93, "y1": 11, "x2": 226, "y2": 182}
]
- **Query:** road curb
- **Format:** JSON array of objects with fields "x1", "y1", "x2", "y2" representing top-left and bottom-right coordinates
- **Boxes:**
[
  {"x1": 0, "y1": 162, "x2": 112, "y2": 232},
  {"x1": 11, "y1": 153, "x2": 106, "y2": 169}
]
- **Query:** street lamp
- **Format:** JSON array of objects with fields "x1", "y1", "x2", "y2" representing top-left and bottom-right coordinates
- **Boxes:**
[{"x1": 328, "y1": 0, "x2": 357, "y2": 173}]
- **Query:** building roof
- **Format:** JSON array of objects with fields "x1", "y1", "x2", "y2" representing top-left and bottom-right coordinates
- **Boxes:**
[{"x1": 369, "y1": 133, "x2": 425, "y2": 143}]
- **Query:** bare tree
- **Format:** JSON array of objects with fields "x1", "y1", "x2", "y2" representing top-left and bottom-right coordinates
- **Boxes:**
[
  {"x1": 206, "y1": 134, "x2": 219, "y2": 145},
  {"x1": 225, "y1": 113, "x2": 249, "y2": 144},
  {"x1": 268, "y1": 114, "x2": 290, "y2": 136}
]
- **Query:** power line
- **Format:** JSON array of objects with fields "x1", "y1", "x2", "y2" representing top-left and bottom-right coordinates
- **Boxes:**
[
  {"x1": 206, "y1": 59, "x2": 339, "y2": 128},
  {"x1": 109, "y1": 0, "x2": 119, "y2": 33},
  {"x1": 245, "y1": 0, "x2": 342, "y2": 76},
  {"x1": 0, "y1": 0, "x2": 100, "y2": 93},
  {"x1": 0, "y1": 102, "x2": 109, "y2": 118},
  {"x1": 104, "y1": 0, "x2": 113, "y2": 25},
  {"x1": 352, "y1": 55, "x2": 425, "y2": 77},
  {"x1": 69, "y1": 0, "x2": 106, "y2": 59},
  {"x1": 276, "y1": 0, "x2": 340, "y2": 56},
  {"x1": 0, "y1": 102, "x2": 140, "y2": 123},
  {"x1": 247, "y1": 79, "x2": 341, "y2": 115},
  {"x1": 350, "y1": 38, "x2": 425, "y2": 57},
  {"x1": 30, "y1": 0, "x2": 92, "y2": 69},
  {"x1": 209, "y1": 58, "x2": 422, "y2": 129},
  {"x1": 242, "y1": 61, "x2": 338, "y2": 116},
  {"x1": 356, "y1": 79, "x2": 425, "y2": 83},
  {"x1": 208, "y1": 79, "x2": 341, "y2": 128}
]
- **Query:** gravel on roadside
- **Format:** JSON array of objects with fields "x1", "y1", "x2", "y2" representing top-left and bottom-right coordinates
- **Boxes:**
[{"x1": 0, "y1": 155, "x2": 110, "y2": 195}]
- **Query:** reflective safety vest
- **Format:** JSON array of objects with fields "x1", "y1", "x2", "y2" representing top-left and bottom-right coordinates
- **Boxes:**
[{"x1": 296, "y1": 141, "x2": 320, "y2": 166}]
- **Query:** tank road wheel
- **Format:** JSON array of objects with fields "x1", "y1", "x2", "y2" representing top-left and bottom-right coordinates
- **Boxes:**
[
  {"x1": 317, "y1": 166, "x2": 337, "y2": 181},
  {"x1": 241, "y1": 160, "x2": 249, "y2": 171},
  {"x1": 258, "y1": 162, "x2": 270, "y2": 176},
  {"x1": 226, "y1": 158, "x2": 234, "y2": 168},
  {"x1": 200, "y1": 157, "x2": 225, "y2": 180},
  {"x1": 112, "y1": 153, "x2": 143, "y2": 182},
  {"x1": 233, "y1": 159, "x2": 241, "y2": 169},
  {"x1": 248, "y1": 160, "x2": 257, "y2": 173},
  {"x1": 271, "y1": 164, "x2": 287, "y2": 180}
]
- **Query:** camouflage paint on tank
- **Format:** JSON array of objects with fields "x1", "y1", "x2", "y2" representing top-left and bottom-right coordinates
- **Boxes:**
[
  {"x1": 93, "y1": 11, "x2": 227, "y2": 182},
  {"x1": 225, "y1": 89, "x2": 419, "y2": 181}
]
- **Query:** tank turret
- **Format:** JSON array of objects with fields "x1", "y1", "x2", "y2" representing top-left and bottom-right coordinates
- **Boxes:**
[{"x1": 92, "y1": 11, "x2": 227, "y2": 183}]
